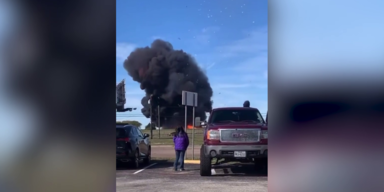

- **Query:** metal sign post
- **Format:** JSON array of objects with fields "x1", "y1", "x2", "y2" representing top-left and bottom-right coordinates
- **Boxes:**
[
  {"x1": 181, "y1": 91, "x2": 198, "y2": 160},
  {"x1": 184, "y1": 106, "x2": 187, "y2": 132},
  {"x1": 192, "y1": 107, "x2": 195, "y2": 160}
]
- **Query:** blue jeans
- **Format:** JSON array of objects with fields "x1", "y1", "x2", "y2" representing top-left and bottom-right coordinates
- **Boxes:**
[{"x1": 174, "y1": 150, "x2": 186, "y2": 170}]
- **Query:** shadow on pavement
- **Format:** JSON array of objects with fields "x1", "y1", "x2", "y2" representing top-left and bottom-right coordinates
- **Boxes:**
[
  {"x1": 116, "y1": 160, "x2": 174, "y2": 170},
  {"x1": 117, "y1": 160, "x2": 268, "y2": 178},
  {"x1": 116, "y1": 161, "x2": 136, "y2": 170},
  {"x1": 212, "y1": 163, "x2": 268, "y2": 177},
  {"x1": 148, "y1": 160, "x2": 175, "y2": 169}
]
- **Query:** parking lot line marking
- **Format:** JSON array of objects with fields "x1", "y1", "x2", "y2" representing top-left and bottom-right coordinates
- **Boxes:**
[
  {"x1": 133, "y1": 163, "x2": 157, "y2": 174},
  {"x1": 211, "y1": 168, "x2": 216, "y2": 175},
  {"x1": 184, "y1": 160, "x2": 200, "y2": 164}
]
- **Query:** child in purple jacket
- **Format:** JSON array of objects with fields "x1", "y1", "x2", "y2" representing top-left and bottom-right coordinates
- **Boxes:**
[{"x1": 173, "y1": 126, "x2": 189, "y2": 171}]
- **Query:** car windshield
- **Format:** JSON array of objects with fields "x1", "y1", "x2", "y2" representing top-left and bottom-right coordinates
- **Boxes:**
[{"x1": 209, "y1": 109, "x2": 265, "y2": 124}]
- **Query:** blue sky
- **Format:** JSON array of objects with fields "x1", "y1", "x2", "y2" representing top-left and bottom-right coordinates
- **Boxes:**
[{"x1": 116, "y1": 0, "x2": 268, "y2": 127}]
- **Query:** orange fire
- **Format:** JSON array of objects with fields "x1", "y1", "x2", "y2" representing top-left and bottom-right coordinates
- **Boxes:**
[{"x1": 186, "y1": 125, "x2": 202, "y2": 129}]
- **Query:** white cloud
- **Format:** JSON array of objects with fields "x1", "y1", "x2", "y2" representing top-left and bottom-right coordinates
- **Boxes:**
[
  {"x1": 232, "y1": 54, "x2": 268, "y2": 72},
  {"x1": 125, "y1": 90, "x2": 144, "y2": 96},
  {"x1": 192, "y1": 26, "x2": 221, "y2": 46},
  {"x1": 206, "y1": 62, "x2": 216, "y2": 70},
  {"x1": 195, "y1": 34, "x2": 210, "y2": 46},
  {"x1": 212, "y1": 89, "x2": 268, "y2": 116},
  {"x1": 215, "y1": 83, "x2": 267, "y2": 89},
  {"x1": 125, "y1": 95, "x2": 142, "y2": 109},
  {"x1": 216, "y1": 83, "x2": 251, "y2": 89},
  {"x1": 122, "y1": 83, "x2": 145, "y2": 107},
  {"x1": 116, "y1": 43, "x2": 135, "y2": 62},
  {"x1": 214, "y1": 29, "x2": 268, "y2": 84},
  {"x1": 208, "y1": 54, "x2": 267, "y2": 86},
  {"x1": 216, "y1": 27, "x2": 267, "y2": 58},
  {"x1": 205, "y1": 27, "x2": 268, "y2": 115}
]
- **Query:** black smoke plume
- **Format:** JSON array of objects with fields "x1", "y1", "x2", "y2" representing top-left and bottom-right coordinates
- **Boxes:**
[{"x1": 124, "y1": 39, "x2": 213, "y2": 128}]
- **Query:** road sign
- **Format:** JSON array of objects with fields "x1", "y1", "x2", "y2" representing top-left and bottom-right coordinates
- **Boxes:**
[{"x1": 181, "y1": 91, "x2": 198, "y2": 107}]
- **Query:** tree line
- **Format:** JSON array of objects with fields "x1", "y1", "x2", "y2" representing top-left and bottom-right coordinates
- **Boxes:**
[
  {"x1": 116, "y1": 120, "x2": 175, "y2": 130},
  {"x1": 116, "y1": 120, "x2": 154, "y2": 130}
]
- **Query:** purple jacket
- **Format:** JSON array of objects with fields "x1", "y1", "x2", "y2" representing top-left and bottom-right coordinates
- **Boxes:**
[{"x1": 173, "y1": 133, "x2": 189, "y2": 150}]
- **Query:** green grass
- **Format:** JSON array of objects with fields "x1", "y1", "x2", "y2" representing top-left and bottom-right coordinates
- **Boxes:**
[{"x1": 142, "y1": 128, "x2": 204, "y2": 145}]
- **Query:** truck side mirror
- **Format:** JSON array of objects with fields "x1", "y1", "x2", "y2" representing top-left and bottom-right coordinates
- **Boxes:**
[{"x1": 201, "y1": 121, "x2": 207, "y2": 128}]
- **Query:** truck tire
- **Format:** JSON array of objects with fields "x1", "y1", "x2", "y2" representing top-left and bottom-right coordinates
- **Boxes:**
[
  {"x1": 254, "y1": 158, "x2": 268, "y2": 175},
  {"x1": 200, "y1": 145, "x2": 212, "y2": 176},
  {"x1": 131, "y1": 149, "x2": 140, "y2": 169}
]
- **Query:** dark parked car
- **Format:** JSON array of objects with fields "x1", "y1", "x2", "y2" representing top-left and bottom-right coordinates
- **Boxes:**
[{"x1": 116, "y1": 124, "x2": 151, "y2": 168}]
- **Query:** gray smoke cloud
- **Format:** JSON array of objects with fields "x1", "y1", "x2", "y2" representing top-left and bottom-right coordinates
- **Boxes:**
[{"x1": 124, "y1": 39, "x2": 213, "y2": 128}]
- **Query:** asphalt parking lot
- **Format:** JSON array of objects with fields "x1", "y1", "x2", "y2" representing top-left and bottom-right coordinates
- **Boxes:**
[{"x1": 116, "y1": 160, "x2": 268, "y2": 192}]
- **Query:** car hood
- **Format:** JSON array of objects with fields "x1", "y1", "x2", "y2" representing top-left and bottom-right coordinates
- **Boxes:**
[{"x1": 208, "y1": 122, "x2": 266, "y2": 129}]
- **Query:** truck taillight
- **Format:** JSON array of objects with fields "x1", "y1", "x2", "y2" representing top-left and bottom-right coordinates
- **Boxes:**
[
  {"x1": 261, "y1": 130, "x2": 268, "y2": 139},
  {"x1": 207, "y1": 130, "x2": 220, "y2": 140}
]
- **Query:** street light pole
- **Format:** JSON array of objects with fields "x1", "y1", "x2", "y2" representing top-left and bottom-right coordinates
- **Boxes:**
[{"x1": 158, "y1": 105, "x2": 160, "y2": 138}]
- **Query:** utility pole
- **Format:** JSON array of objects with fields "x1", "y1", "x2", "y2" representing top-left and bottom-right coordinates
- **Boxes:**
[
  {"x1": 149, "y1": 95, "x2": 153, "y2": 139},
  {"x1": 158, "y1": 105, "x2": 160, "y2": 138}
]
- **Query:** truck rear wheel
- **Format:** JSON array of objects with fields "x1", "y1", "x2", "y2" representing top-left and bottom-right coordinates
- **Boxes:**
[
  {"x1": 200, "y1": 145, "x2": 212, "y2": 176},
  {"x1": 254, "y1": 158, "x2": 268, "y2": 175}
]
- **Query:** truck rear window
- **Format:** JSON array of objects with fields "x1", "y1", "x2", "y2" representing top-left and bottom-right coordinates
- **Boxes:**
[{"x1": 210, "y1": 109, "x2": 265, "y2": 124}]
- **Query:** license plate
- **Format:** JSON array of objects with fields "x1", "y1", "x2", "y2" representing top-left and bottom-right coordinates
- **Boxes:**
[{"x1": 234, "y1": 151, "x2": 246, "y2": 157}]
